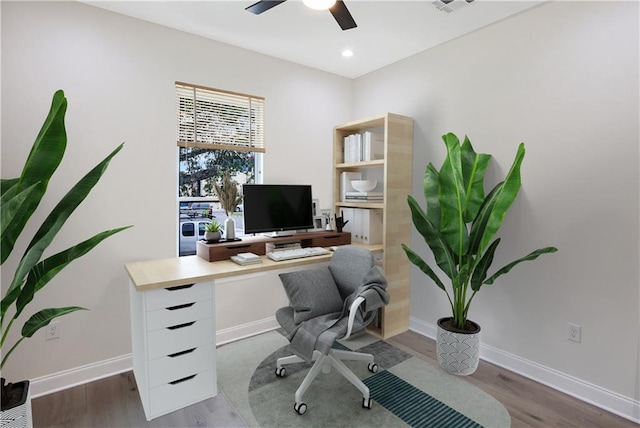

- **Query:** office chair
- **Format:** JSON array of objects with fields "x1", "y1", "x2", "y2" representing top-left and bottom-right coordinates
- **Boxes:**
[{"x1": 274, "y1": 246, "x2": 389, "y2": 415}]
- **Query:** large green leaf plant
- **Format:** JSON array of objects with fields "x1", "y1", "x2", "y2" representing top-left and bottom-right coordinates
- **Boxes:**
[
  {"x1": 401, "y1": 133, "x2": 557, "y2": 331},
  {"x1": 0, "y1": 90, "x2": 131, "y2": 371}
]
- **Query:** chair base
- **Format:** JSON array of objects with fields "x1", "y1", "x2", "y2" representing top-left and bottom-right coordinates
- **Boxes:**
[{"x1": 275, "y1": 349, "x2": 377, "y2": 413}]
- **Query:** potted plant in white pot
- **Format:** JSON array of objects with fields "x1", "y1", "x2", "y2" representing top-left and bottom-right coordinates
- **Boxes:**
[
  {"x1": 401, "y1": 133, "x2": 557, "y2": 376},
  {"x1": 213, "y1": 171, "x2": 242, "y2": 240},
  {"x1": 1, "y1": 90, "x2": 131, "y2": 426},
  {"x1": 204, "y1": 220, "x2": 222, "y2": 242}
]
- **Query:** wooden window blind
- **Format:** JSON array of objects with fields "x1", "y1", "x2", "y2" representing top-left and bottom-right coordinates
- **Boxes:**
[{"x1": 176, "y1": 82, "x2": 265, "y2": 153}]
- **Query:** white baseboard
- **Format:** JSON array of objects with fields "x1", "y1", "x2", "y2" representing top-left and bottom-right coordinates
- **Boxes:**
[
  {"x1": 409, "y1": 317, "x2": 640, "y2": 424},
  {"x1": 30, "y1": 317, "x2": 279, "y2": 399},
  {"x1": 216, "y1": 316, "x2": 279, "y2": 345},
  {"x1": 30, "y1": 354, "x2": 132, "y2": 399}
]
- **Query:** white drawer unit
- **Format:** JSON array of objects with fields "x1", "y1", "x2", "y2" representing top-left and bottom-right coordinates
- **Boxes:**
[{"x1": 129, "y1": 280, "x2": 216, "y2": 421}]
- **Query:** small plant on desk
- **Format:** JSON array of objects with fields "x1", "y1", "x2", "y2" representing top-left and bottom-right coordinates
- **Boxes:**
[{"x1": 204, "y1": 221, "x2": 222, "y2": 242}]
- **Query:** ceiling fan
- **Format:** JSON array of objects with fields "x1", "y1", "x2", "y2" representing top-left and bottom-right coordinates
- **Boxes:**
[{"x1": 245, "y1": 0, "x2": 357, "y2": 31}]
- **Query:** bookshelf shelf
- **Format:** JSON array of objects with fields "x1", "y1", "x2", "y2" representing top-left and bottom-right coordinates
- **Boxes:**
[
  {"x1": 335, "y1": 160, "x2": 385, "y2": 169},
  {"x1": 335, "y1": 202, "x2": 385, "y2": 210}
]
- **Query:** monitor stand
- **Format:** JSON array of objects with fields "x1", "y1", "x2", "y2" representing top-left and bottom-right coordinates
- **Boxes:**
[{"x1": 263, "y1": 231, "x2": 294, "y2": 238}]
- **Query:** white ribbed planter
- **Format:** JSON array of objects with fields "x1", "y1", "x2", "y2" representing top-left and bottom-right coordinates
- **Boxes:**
[
  {"x1": 436, "y1": 317, "x2": 481, "y2": 376},
  {"x1": 0, "y1": 380, "x2": 32, "y2": 428}
]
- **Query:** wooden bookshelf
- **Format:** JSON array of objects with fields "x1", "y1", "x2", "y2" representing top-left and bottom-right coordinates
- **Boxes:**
[{"x1": 333, "y1": 113, "x2": 414, "y2": 339}]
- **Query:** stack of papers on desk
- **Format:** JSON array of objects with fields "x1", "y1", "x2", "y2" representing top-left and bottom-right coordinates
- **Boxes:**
[{"x1": 231, "y1": 252, "x2": 262, "y2": 265}]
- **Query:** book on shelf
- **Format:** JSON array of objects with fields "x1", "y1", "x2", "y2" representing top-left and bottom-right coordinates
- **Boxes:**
[
  {"x1": 362, "y1": 131, "x2": 384, "y2": 161},
  {"x1": 230, "y1": 252, "x2": 263, "y2": 265},
  {"x1": 345, "y1": 197, "x2": 384, "y2": 202},
  {"x1": 345, "y1": 191, "x2": 384, "y2": 201},
  {"x1": 345, "y1": 191, "x2": 383, "y2": 197},
  {"x1": 343, "y1": 131, "x2": 384, "y2": 162},
  {"x1": 340, "y1": 171, "x2": 362, "y2": 202}
]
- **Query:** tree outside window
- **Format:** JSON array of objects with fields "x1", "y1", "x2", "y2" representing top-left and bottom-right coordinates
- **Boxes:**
[{"x1": 177, "y1": 82, "x2": 264, "y2": 254}]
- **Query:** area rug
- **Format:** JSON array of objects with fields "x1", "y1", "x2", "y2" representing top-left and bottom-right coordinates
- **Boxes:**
[{"x1": 216, "y1": 330, "x2": 510, "y2": 428}]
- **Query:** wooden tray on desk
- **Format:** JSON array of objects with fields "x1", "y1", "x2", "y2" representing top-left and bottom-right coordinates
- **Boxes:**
[{"x1": 196, "y1": 231, "x2": 351, "y2": 262}]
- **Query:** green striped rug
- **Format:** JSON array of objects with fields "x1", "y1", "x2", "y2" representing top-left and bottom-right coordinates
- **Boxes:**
[{"x1": 364, "y1": 370, "x2": 481, "y2": 428}]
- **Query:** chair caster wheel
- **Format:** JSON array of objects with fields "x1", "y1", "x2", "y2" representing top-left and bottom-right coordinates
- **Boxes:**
[
  {"x1": 275, "y1": 367, "x2": 286, "y2": 377},
  {"x1": 362, "y1": 397, "x2": 372, "y2": 409},
  {"x1": 368, "y1": 363, "x2": 378, "y2": 373},
  {"x1": 294, "y1": 402, "x2": 307, "y2": 415}
]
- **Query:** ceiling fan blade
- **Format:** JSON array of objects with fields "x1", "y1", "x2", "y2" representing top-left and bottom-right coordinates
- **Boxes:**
[
  {"x1": 245, "y1": 0, "x2": 287, "y2": 15},
  {"x1": 329, "y1": 1, "x2": 357, "y2": 31}
]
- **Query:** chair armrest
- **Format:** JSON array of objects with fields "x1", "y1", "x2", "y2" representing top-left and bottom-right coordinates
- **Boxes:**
[{"x1": 343, "y1": 296, "x2": 366, "y2": 340}]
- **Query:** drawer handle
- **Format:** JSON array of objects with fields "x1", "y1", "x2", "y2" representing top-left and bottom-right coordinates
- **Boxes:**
[
  {"x1": 169, "y1": 374, "x2": 196, "y2": 385},
  {"x1": 167, "y1": 321, "x2": 195, "y2": 330},
  {"x1": 166, "y1": 302, "x2": 195, "y2": 311},
  {"x1": 230, "y1": 244, "x2": 251, "y2": 249},
  {"x1": 167, "y1": 348, "x2": 196, "y2": 358},
  {"x1": 166, "y1": 284, "x2": 194, "y2": 291},
  {"x1": 321, "y1": 235, "x2": 340, "y2": 240}
]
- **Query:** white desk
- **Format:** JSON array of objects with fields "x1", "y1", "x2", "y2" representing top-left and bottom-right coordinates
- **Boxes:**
[{"x1": 126, "y1": 252, "x2": 363, "y2": 420}]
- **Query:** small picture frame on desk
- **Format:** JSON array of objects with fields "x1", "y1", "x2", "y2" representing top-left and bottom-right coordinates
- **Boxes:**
[
  {"x1": 312, "y1": 199, "x2": 320, "y2": 217},
  {"x1": 313, "y1": 216, "x2": 324, "y2": 231}
]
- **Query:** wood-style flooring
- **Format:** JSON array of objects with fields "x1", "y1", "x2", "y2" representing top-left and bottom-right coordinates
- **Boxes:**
[{"x1": 32, "y1": 330, "x2": 637, "y2": 427}]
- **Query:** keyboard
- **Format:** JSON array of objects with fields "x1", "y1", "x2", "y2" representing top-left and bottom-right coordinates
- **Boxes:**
[{"x1": 267, "y1": 246, "x2": 331, "y2": 261}]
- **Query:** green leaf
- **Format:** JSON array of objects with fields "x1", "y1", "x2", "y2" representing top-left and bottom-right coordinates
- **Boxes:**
[
  {"x1": 423, "y1": 163, "x2": 440, "y2": 229},
  {"x1": 478, "y1": 143, "x2": 526, "y2": 254},
  {"x1": 2, "y1": 143, "x2": 124, "y2": 320},
  {"x1": 438, "y1": 133, "x2": 469, "y2": 258},
  {"x1": 1, "y1": 183, "x2": 41, "y2": 240},
  {"x1": 453, "y1": 264, "x2": 470, "y2": 292},
  {"x1": 1, "y1": 91, "x2": 67, "y2": 264},
  {"x1": 21, "y1": 307, "x2": 87, "y2": 338},
  {"x1": 470, "y1": 238, "x2": 501, "y2": 292},
  {"x1": 484, "y1": 247, "x2": 558, "y2": 285},
  {"x1": 401, "y1": 244, "x2": 447, "y2": 293},
  {"x1": 1, "y1": 179, "x2": 19, "y2": 197},
  {"x1": 461, "y1": 136, "x2": 491, "y2": 223},
  {"x1": 407, "y1": 195, "x2": 456, "y2": 280},
  {"x1": 468, "y1": 182, "x2": 503, "y2": 256},
  {"x1": 15, "y1": 226, "x2": 132, "y2": 317}
]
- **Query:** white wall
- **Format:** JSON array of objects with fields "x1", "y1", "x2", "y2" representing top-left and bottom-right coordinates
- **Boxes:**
[
  {"x1": 1, "y1": 1, "x2": 351, "y2": 384},
  {"x1": 2, "y1": 0, "x2": 639, "y2": 418},
  {"x1": 353, "y1": 0, "x2": 639, "y2": 404}
]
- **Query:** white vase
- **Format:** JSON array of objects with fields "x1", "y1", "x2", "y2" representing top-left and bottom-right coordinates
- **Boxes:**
[
  {"x1": 225, "y1": 217, "x2": 236, "y2": 240},
  {"x1": 436, "y1": 317, "x2": 481, "y2": 376}
]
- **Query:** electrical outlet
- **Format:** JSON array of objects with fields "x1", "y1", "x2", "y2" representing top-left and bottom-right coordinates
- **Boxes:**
[
  {"x1": 45, "y1": 321, "x2": 60, "y2": 341},
  {"x1": 568, "y1": 323, "x2": 581, "y2": 343}
]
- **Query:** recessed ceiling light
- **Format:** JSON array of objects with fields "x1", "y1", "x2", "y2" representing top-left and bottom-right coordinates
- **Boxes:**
[{"x1": 341, "y1": 49, "x2": 354, "y2": 58}]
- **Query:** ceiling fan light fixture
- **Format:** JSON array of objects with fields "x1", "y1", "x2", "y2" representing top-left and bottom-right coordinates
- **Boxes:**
[{"x1": 303, "y1": 0, "x2": 336, "y2": 11}]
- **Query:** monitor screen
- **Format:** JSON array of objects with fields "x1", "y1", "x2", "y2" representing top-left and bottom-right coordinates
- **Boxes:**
[{"x1": 243, "y1": 184, "x2": 314, "y2": 235}]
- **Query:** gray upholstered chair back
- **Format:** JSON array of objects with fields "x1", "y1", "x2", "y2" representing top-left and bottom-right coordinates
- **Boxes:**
[{"x1": 329, "y1": 246, "x2": 375, "y2": 300}]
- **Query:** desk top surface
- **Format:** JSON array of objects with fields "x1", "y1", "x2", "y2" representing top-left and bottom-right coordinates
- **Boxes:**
[
  {"x1": 125, "y1": 252, "x2": 330, "y2": 291},
  {"x1": 125, "y1": 244, "x2": 382, "y2": 292}
]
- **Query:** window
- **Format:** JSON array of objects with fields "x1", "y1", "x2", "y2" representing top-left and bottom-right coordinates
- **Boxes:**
[{"x1": 176, "y1": 82, "x2": 265, "y2": 254}]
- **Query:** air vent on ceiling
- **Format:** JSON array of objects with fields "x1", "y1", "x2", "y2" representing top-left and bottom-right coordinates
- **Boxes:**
[{"x1": 432, "y1": 0, "x2": 474, "y2": 14}]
